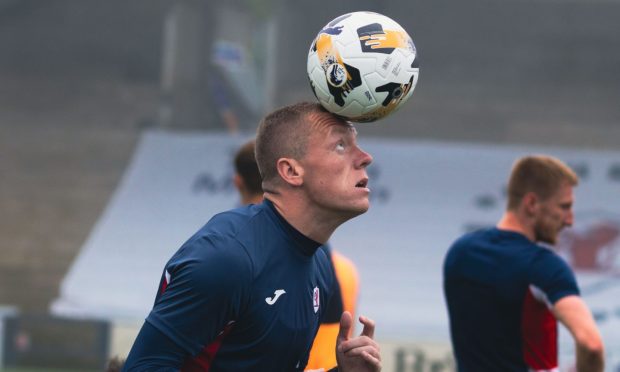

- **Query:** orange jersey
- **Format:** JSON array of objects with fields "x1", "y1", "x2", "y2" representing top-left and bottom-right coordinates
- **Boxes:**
[{"x1": 305, "y1": 250, "x2": 359, "y2": 371}]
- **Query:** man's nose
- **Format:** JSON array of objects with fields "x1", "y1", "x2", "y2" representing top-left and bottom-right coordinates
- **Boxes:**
[
  {"x1": 565, "y1": 210, "x2": 574, "y2": 227},
  {"x1": 356, "y1": 146, "x2": 372, "y2": 168}
]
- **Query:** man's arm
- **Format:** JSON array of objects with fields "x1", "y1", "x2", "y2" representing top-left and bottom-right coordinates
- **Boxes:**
[
  {"x1": 123, "y1": 236, "x2": 252, "y2": 370},
  {"x1": 122, "y1": 321, "x2": 187, "y2": 371},
  {"x1": 551, "y1": 295, "x2": 604, "y2": 372}
]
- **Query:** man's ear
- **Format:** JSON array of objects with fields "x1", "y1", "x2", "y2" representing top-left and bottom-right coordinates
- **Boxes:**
[
  {"x1": 233, "y1": 173, "x2": 244, "y2": 192},
  {"x1": 522, "y1": 192, "x2": 539, "y2": 216},
  {"x1": 276, "y1": 158, "x2": 304, "y2": 186}
]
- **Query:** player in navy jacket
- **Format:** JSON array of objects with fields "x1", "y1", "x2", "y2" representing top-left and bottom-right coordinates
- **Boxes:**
[
  {"x1": 443, "y1": 155, "x2": 604, "y2": 372},
  {"x1": 123, "y1": 102, "x2": 380, "y2": 371}
]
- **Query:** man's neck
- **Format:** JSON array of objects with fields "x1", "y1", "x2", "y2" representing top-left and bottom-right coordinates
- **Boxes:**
[
  {"x1": 265, "y1": 195, "x2": 341, "y2": 244},
  {"x1": 496, "y1": 211, "x2": 535, "y2": 241},
  {"x1": 243, "y1": 193, "x2": 264, "y2": 205}
]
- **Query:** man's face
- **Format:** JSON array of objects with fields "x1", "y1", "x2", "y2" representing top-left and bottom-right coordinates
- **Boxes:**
[
  {"x1": 533, "y1": 182, "x2": 575, "y2": 244},
  {"x1": 299, "y1": 113, "x2": 373, "y2": 220}
]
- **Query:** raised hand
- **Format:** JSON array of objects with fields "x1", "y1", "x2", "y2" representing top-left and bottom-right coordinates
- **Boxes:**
[{"x1": 335, "y1": 311, "x2": 381, "y2": 372}]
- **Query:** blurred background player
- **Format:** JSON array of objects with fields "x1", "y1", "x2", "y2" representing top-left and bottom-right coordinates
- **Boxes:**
[
  {"x1": 210, "y1": 73, "x2": 240, "y2": 134},
  {"x1": 232, "y1": 139, "x2": 263, "y2": 205},
  {"x1": 233, "y1": 139, "x2": 360, "y2": 371},
  {"x1": 443, "y1": 155, "x2": 605, "y2": 372}
]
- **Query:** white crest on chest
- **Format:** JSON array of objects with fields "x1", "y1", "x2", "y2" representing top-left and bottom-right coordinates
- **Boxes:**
[{"x1": 313, "y1": 286, "x2": 320, "y2": 313}]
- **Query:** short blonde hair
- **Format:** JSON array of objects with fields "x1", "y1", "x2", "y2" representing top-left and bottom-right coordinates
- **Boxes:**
[
  {"x1": 506, "y1": 155, "x2": 579, "y2": 210},
  {"x1": 254, "y1": 102, "x2": 328, "y2": 189}
]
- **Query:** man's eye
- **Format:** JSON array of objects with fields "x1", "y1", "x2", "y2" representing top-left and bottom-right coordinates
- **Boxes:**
[{"x1": 336, "y1": 143, "x2": 345, "y2": 151}]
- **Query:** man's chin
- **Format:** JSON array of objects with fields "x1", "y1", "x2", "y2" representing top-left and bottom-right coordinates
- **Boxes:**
[
  {"x1": 343, "y1": 203, "x2": 370, "y2": 220},
  {"x1": 356, "y1": 201, "x2": 370, "y2": 214},
  {"x1": 536, "y1": 234, "x2": 557, "y2": 245}
]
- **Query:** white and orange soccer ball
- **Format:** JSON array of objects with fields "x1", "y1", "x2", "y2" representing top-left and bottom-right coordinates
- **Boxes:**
[{"x1": 307, "y1": 11, "x2": 420, "y2": 123}]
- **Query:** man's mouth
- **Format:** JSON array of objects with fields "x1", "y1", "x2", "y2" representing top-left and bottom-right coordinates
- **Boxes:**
[{"x1": 355, "y1": 178, "x2": 368, "y2": 188}]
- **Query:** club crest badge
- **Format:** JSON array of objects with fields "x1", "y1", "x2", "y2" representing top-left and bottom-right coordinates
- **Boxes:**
[{"x1": 313, "y1": 286, "x2": 320, "y2": 313}]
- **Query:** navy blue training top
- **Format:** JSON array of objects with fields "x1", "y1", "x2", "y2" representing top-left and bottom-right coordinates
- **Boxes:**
[
  {"x1": 443, "y1": 228, "x2": 579, "y2": 372},
  {"x1": 123, "y1": 199, "x2": 336, "y2": 371}
]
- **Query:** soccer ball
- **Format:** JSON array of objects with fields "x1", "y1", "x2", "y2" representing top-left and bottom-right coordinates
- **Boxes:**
[{"x1": 307, "y1": 11, "x2": 419, "y2": 123}]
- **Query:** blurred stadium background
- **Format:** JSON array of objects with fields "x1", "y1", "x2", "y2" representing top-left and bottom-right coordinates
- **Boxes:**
[{"x1": 1, "y1": 0, "x2": 619, "y2": 370}]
